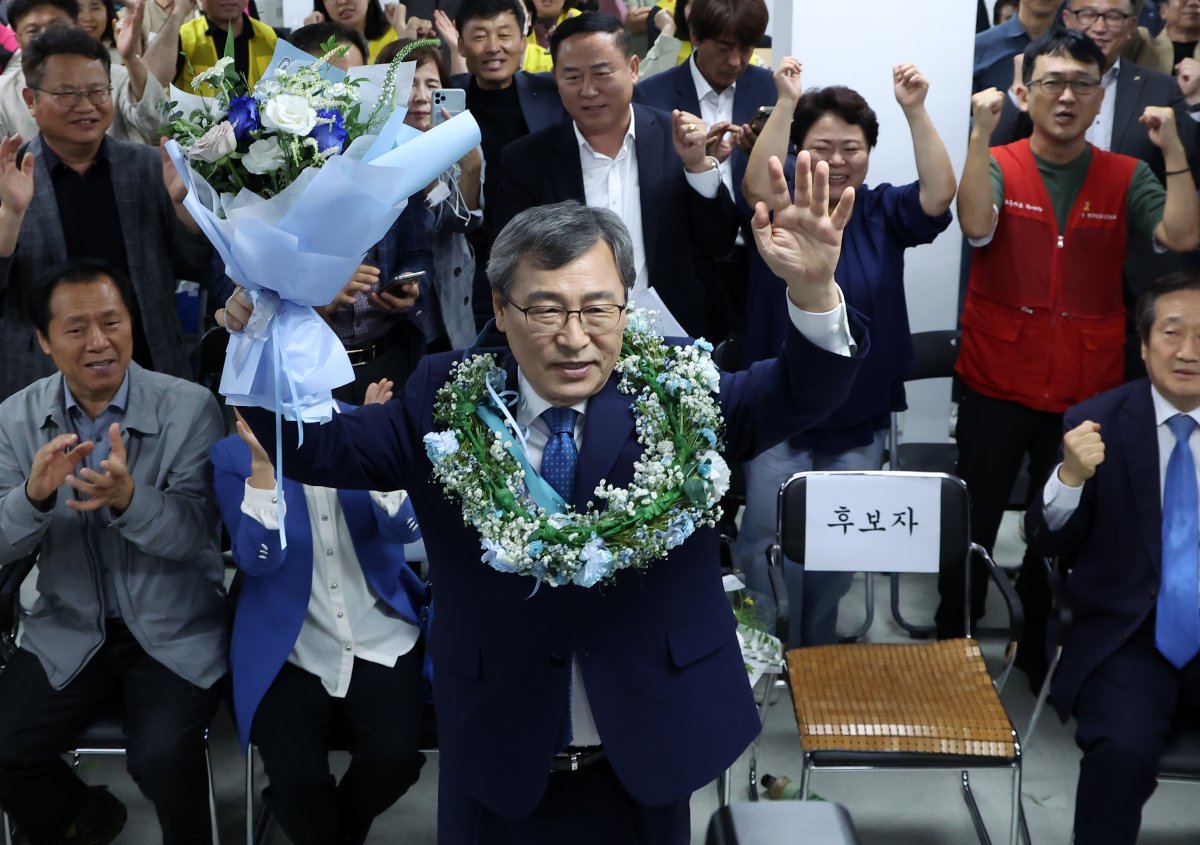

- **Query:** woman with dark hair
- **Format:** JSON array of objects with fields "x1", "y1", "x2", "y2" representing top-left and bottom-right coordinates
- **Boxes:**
[
  {"x1": 392, "y1": 39, "x2": 484, "y2": 350},
  {"x1": 305, "y1": 0, "x2": 397, "y2": 62},
  {"x1": 993, "y1": 0, "x2": 1018, "y2": 25},
  {"x1": 737, "y1": 58, "x2": 957, "y2": 647},
  {"x1": 78, "y1": 0, "x2": 117, "y2": 58}
]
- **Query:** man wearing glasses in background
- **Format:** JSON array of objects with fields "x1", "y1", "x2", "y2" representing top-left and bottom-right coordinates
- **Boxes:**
[
  {"x1": 0, "y1": 24, "x2": 211, "y2": 400},
  {"x1": 940, "y1": 30, "x2": 1199, "y2": 680}
]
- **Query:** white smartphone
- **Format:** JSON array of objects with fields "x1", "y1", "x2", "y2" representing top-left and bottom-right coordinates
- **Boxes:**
[{"x1": 431, "y1": 88, "x2": 467, "y2": 126}]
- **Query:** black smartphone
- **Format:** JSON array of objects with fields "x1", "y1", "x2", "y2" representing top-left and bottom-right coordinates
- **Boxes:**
[
  {"x1": 750, "y1": 105, "x2": 774, "y2": 132},
  {"x1": 378, "y1": 270, "x2": 425, "y2": 296}
]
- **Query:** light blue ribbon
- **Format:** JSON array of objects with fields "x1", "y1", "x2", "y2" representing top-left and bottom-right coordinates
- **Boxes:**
[{"x1": 475, "y1": 405, "x2": 566, "y2": 514}]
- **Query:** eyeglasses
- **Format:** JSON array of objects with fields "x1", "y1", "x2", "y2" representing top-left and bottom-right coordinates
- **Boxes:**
[
  {"x1": 1026, "y1": 77, "x2": 1102, "y2": 97},
  {"x1": 35, "y1": 86, "x2": 112, "y2": 107},
  {"x1": 1065, "y1": 7, "x2": 1135, "y2": 27},
  {"x1": 504, "y1": 300, "x2": 627, "y2": 334}
]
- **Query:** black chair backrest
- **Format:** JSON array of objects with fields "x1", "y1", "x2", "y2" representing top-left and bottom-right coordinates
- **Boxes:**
[
  {"x1": 776, "y1": 472, "x2": 970, "y2": 575},
  {"x1": 0, "y1": 550, "x2": 39, "y2": 665},
  {"x1": 905, "y1": 330, "x2": 961, "y2": 382},
  {"x1": 198, "y1": 325, "x2": 230, "y2": 395}
]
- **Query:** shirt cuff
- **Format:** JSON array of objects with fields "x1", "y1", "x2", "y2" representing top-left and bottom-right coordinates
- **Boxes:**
[
  {"x1": 785, "y1": 284, "x2": 855, "y2": 357},
  {"x1": 684, "y1": 160, "x2": 721, "y2": 199},
  {"x1": 370, "y1": 489, "x2": 405, "y2": 517},
  {"x1": 1042, "y1": 463, "x2": 1083, "y2": 531},
  {"x1": 967, "y1": 206, "x2": 1000, "y2": 248},
  {"x1": 241, "y1": 481, "x2": 284, "y2": 530}
]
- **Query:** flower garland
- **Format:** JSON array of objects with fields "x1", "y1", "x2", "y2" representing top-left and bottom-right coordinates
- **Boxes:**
[{"x1": 423, "y1": 309, "x2": 731, "y2": 588}]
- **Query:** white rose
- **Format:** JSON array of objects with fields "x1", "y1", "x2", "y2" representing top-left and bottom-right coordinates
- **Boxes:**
[
  {"x1": 187, "y1": 121, "x2": 236, "y2": 163},
  {"x1": 261, "y1": 94, "x2": 318, "y2": 136},
  {"x1": 190, "y1": 56, "x2": 234, "y2": 90},
  {"x1": 242, "y1": 138, "x2": 287, "y2": 174}
]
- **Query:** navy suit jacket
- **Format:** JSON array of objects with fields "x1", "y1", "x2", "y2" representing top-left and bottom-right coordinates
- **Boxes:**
[
  {"x1": 211, "y1": 421, "x2": 426, "y2": 749},
  {"x1": 496, "y1": 104, "x2": 739, "y2": 339},
  {"x1": 241, "y1": 318, "x2": 868, "y2": 817},
  {"x1": 1025, "y1": 379, "x2": 1165, "y2": 721}
]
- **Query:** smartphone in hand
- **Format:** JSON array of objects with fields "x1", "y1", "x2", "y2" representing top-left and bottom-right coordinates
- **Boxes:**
[
  {"x1": 431, "y1": 89, "x2": 467, "y2": 126},
  {"x1": 378, "y1": 270, "x2": 425, "y2": 297}
]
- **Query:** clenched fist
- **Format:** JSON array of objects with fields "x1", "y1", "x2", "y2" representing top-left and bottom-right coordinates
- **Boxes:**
[{"x1": 1058, "y1": 421, "x2": 1105, "y2": 488}]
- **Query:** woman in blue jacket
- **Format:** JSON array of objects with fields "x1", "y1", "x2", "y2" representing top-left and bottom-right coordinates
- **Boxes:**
[{"x1": 212, "y1": 379, "x2": 428, "y2": 845}]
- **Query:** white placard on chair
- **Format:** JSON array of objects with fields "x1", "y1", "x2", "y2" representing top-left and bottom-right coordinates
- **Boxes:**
[{"x1": 803, "y1": 474, "x2": 943, "y2": 573}]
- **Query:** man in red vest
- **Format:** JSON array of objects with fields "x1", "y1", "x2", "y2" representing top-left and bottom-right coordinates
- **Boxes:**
[{"x1": 945, "y1": 29, "x2": 1199, "y2": 682}]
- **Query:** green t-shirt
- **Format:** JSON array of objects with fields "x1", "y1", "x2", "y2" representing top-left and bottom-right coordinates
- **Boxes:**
[{"x1": 989, "y1": 146, "x2": 1165, "y2": 242}]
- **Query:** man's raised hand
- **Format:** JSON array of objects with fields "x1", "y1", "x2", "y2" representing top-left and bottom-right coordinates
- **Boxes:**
[
  {"x1": 750, "y1": 152, "x2": 853, "y2": 313},
  {"x1": 1058, "y1": 421, "x2": 1105, "y2": 488}
]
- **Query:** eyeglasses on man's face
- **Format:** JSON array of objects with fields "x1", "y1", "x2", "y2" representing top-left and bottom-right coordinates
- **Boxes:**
[
  {"x1": 36, "y1": 86, "x2": 112, "y2": 108},
  {"x1": 504, "y1": 300, "x2": 628, "y2": 334},
  {"x1": 1065, "y1": 7, "x2": 1135, "y2": 27},
  {"x1": 1026, "y1": 76, "x2": 1102, "y2": 97}
]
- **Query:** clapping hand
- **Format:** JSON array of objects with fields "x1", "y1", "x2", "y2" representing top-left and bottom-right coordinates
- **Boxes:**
[
  {"x1": 774, "y1": 56, "x2": 802, "y2": 103},
  {"x1": 364, "y1": 378, "x2": 394, "y2": 405},
  {"x1": 25, "y1": 433, "x2": 94, "y2": 509},
  {"x1": 433, "y1": 9, "x2": 459, "y2": 52},
  {"x1": 672, "y1": 109, "x2": 711, "y2": 172},
  {"x1": 115, "y1": 0, "x2": 144, "y2": 63},
  {"x1": 750, "y1": 152, "x2": 853, "y2": 312},
  {"x1": 233, "y1": 409, "x2": 275, "y2": 490},
  {"x1": 1178, "y1": 58, "x2": 1200, "y2": 104},
  {"x1": 0, "y1": 135, "x2": 34, "y2": 216},
  {"x1": 65, "y1": 424, "x2": 135, "y2": 514}
]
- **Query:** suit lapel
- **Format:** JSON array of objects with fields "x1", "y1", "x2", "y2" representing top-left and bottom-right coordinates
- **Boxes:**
[
  {"x1": 633, "y1": 106, "x2": 663, "y2": 283},
  {"x1": 1110, "y1": 65, "x2": 1140, "y2": 155},
  {"x1": 106, "y1": 140, "x2": 144, "y2": 285},
  {"x1": 550, "y1": 121, "x2": 585, "y2": 201},
  {"x1": 1119, "y1": 380, "x2": 1163, "y2": 573},
  {"x1": 672, "y1": 62, "x2": 702, "y2": 118},
  {"x1": 25, "y1": 137, "x2": 67, "y2": 263},
  {"x1": 574, "y1": 372, "x2": 634, "y2": 509}
]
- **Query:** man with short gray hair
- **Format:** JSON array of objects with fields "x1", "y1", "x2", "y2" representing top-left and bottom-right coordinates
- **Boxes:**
[{"x1": 223, "y1": 153, "x2": 867, "y2": 843}]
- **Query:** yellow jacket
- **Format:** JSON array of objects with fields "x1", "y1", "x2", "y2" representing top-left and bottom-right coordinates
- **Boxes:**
[
  {"x1": 521, "y1": 8, "x2": 581, "y2": 73},
  {"x1": 368, "y1": 27, "x2": 398, "y2": 63},
  {"x1": 176, "y1": 16, "x2": 278, "y2": 95}
]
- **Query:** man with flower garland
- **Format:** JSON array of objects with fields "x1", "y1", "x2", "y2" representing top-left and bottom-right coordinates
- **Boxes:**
[{"x1": 221, "y1": 150, "x2": 866, "y2": 844}]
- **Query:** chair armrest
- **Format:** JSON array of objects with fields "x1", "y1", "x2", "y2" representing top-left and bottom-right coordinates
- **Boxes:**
[
  {"x1": 973, "y1": 542, "x2": 1025, "y2": 647},
  {"x1": 0, "y1": 549, "x2": 40, "y2": 666},
  {"x1": 765, "y1": 544, "x2": 790, "y2": 644}
]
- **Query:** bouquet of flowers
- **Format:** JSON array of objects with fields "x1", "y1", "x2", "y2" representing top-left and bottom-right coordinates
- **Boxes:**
[{"x1": 164, "y1": 37, "x2": 481, "y2": 424}]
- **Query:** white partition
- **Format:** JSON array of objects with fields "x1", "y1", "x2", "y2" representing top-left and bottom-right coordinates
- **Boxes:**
[{"x1": 771, "y1": 1, "x2": 977, "y2": 443}]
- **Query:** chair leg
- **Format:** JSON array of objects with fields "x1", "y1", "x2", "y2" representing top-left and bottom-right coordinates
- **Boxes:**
[
  {"x1": 204, "y1": 730, "x2": 219, "y2": 845},
  {"x1": 798, "y1": 754, "x2": 812, "y2": 801},
  {"x1": 960, "y1": 770, "x2": 994, "y2": 845},
  {"x1": 838, "y1": 573, "x2": 875, "y2": 643},
  {"x1": 890, "y1": 573, "x2": 935, "y2": 639},
  {"x1": 245, "y1": 746, "x2": 254, "y2": 845},
  {"x1": 3, "y1": 809, "x2": 13, "y2": 845},
  {"x1": 716, "y1": 769, "x2": 730, "y2": 807}
]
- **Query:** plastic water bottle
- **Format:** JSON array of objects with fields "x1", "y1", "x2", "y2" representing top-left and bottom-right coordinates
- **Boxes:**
[{"x1": 761, "y1": 773, "x2": 803, "y2": 800}]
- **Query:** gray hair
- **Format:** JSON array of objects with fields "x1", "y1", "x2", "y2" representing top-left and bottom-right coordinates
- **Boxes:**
[{"x1": 487, "y1": 201, "x2": 637, "y2": 299}]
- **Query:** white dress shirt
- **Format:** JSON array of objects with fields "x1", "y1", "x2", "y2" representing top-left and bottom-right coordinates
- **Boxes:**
[
  {"x1": 242, "y1": 484, "x2": 420, "y2": 697},
  {"x1": 514, "y1": 287, "x2": 855, "y2": 747},
  {"x1": 688, "y1": 53, "x2": 742, "y2": 245},
  {"x1": 573, "y1": 107, "x2": 722, "y2": 300},
  {"x1": 1085, "y1": 60, "x2": 1121, "y2": 151}
]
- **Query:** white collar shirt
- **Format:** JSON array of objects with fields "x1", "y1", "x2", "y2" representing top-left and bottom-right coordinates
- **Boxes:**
[
  {"x1": 1085, "y1": 59, "x2": 1121, "y2": 151},
  {"x1": 574, "y1": 112, "x2": 648, "y2": 298},
  {"x1": 688, "y1": 53, "x2": 739, "y2": 206}
]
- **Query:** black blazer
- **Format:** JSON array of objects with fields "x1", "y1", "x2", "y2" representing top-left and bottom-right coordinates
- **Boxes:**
[{"x1": 497, "y1": 104, "x2": 740, "y2": 338}]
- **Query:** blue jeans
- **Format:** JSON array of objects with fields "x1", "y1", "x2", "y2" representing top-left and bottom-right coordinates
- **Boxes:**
[{"x1": 734, "y1": 432, "x2": 887, "y2": 647}]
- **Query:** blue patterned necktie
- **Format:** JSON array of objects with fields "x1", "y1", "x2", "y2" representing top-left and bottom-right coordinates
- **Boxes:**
[
  {"x1": 540, "y1": 407, "x2": 579, "y2": 501},
  {"x1": 1158, "y1": 413, "x2": 1200, "y2": 669},
  {"x1": 541, "y1": 406, "x2": 579, "y2": 750}
]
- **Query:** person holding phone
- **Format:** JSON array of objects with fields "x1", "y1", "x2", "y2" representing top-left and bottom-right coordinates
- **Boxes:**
[{"x1": 395, "y1": 40, "x2": 484, "y2": 350}]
